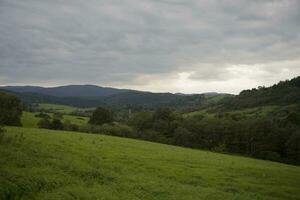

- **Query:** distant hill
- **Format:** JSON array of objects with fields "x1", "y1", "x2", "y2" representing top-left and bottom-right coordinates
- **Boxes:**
[
  {"x1": 1, "y1": 85, "x2": 223, "y2": 109},
  {"x1": 1, "y1": 85, "x2": 132, "y2": 97},
  {"x1": 1, "y1": 85, "x2": 226, "y2": 109}
]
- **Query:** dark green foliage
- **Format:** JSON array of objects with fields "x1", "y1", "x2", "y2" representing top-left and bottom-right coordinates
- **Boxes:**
[
  {"x1": 285, "y1": 112, "x2": 300, "y2": 126},
  {"x1": 98, "y1": 123, "x2": 134, "y2": 137},
  {"x1": 63, "y1": 120, "x2": 79, "y2": 131},
  {"x1": 35, "y1": 112, "x2": 51, "y2": 119},
  {"x1": 129, "y1": 111, "x2": 153, "y2": 130},
  {"x1": 53, "y1": 112, "x2": 63, "y2": 120},
  {"x1": 285, "y1": 131, "x2": 300, "y2": 162},
  {"x1": 173, "y1": 127, "x2": 193, "y2": 146},
  {"x1": 217, "y1": 76, "x2": 300, "y2": 110},
  {"x1": 51, "y1": 119, "x2": 63, "y2": 130},
  {"x1": 38, "y1": 117, "x2": 78, "y2": 131},
  {"x1": 257, "y1": 151, "x2": 281, "y2": 162},
  {"x1": 0, "y1": 127, "x2": 5, "y2": 143},
  {"x1": 126, "y1": 107, "x2": 300, "y2": 165},
  {"x1": 0, "y1": 92, "x2": 22, "y2": 126},
  {"x1": 89, "y1": 107, "x2": 113, "y2": 125},
  {"x1": 37, "y1": 118, "x2": 52, "y2": 129}
]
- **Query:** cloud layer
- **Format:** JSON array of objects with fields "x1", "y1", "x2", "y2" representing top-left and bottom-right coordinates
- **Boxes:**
[{"x1": 0, "y1": 0, "x2": 299, "y2": 93}]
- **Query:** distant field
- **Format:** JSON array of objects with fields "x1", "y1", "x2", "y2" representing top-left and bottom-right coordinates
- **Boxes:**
[
  {"x1": 38, "y1": 103, "x2": 94, "y2": 114},
  {"x1": 21, "y1": 111, "x2": 89, "y2": 128},
  {"x1": 1, "y1": 127, "x2": 300, "y2": 199}
]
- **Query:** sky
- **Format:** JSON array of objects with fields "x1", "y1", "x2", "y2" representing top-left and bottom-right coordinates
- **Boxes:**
[{"x1": 0, "y1": 0, "x2": 300, "y2": 94}]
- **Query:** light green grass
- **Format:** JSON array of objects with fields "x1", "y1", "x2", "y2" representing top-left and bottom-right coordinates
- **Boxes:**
[
  {"x1": 38, "y1": 103, "x2": 94, "y2": 114},
  {"x1": 21, "y1": 112, "x2": 89, "y2": 128},
  {"x1": 1, "y1": 127, "x2": 300, "y2": 200},
  {"x1": 63, "y1": 115, "x2": 89, "y2": 126},
  {"x1": 21, "y1": 112, "x2": 40, "y2": 128}
]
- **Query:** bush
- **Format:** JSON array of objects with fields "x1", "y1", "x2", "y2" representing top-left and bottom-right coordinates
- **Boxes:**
[
  {"x1": 0, "y1": 92, "x2": 22, "y2": 126},
  {"x1": 257, "y1": 151, "x2": 281, "y2": 162},
  {"x1": 0, "y1": 127, "x2": 5, "y2": 143},
  {"x1": 173, "y1": 127, "x2": 193, "y2": 147},
  {"x1": 212, "y1": 144, "x2": 227, "y2": 153},
  {"x1": 63, "y1": 120, "x2": 79, "y2": 131},
  {"x1": 89, "y1": 107, "x2": 113, "y2": 125},
  {"x1": 38, "y1": 118, "x2": 51, "y2": 129},
  {"x1": 51, "y1": 119, "x2": 63, "y2": 130},
  {"x1": 53, "y1": 113, "x2": 63, "y2": 120},
  {"x1": 286, "y1": 131, "x2": 300, "y2": 163},
  {"x1": 98, "y1": 123, "x2": 135, "y2": 137},
  {"x1": 35, "y1": 112, "x2": 51, "y2": 119}
]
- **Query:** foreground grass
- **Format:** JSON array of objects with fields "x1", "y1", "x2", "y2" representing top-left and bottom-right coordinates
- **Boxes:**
[{"x1": 1, "y1": 127, "x2": 300, "y2": 200}]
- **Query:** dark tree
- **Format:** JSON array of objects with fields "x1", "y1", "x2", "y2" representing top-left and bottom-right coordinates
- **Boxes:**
[
  {"x1": 129, "y1": 111, "x2": 153, "y2": 130},
  {"x1": 0, "y1": 126, "x2": 5, "y2": 143},
  {"x1": 0, "y1": 92, "x2": 22, "y2": 126},
  {"x1": 89, "y1": 107, "x2": 113, "y2": 125},
  {"x1": 35, "y1": 112, "x2": 51, "y2": 119},
  {"x1": 53, "y1": 113, "x2": 63, "y2": 120},
  {"x1": 37, "y1": 118, "x2": 52, "y2": 129},
  {"x1": 51, "y1": 119, "x2": 63, "y2": 130},
  {"x1": 286, "y1": 131, "x2": 300, "y2": 163}
]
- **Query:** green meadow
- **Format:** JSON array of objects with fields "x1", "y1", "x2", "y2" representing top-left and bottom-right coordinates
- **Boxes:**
[
  {"x1": 21, "y1": 111, "x2": 89, "y2": 128},
  {"x1": 38, "y1": 103, "x2": 94, "y2": 114},
  {"x1": 1, "y1": 127, "x2": 300, "y2": 200}
]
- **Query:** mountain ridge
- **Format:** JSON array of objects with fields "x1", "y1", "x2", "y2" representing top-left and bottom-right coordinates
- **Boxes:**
[{"x1": 0, "y1": 85, "x2": 133, "y2": 97}]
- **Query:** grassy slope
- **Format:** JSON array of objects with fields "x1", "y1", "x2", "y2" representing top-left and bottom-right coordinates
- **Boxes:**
[
  {"x1": 38, "y1": 103, "x2": 94, "y2": 114},
  {"x1": 1, "y1": 127, "x2": 300, "y2": 200},
  {"x1": 21, "y1": 112, "x2": 89, "y2": 128}
]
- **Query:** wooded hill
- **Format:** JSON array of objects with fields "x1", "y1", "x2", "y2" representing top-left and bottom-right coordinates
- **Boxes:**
[
  {"x1": 0, "y1": 86, "x2": 212, "y2": 109},
  {"x1": 203, "y1": 76, "x2": 300, "y2": 111}
]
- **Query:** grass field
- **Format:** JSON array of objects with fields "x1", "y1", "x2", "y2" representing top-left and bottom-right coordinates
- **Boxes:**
[
  {"x1": 1, "y1": 127, "x2": 300, "y2": 200},
  {"x1": 38, "y1": 103, "x2": 94, "y2": 114},
  {"x1": 21, "y1": 112, "x2": 89, "y2": 128}
]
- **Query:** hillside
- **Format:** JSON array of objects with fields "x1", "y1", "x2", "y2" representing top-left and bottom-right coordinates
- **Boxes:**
[
  {"x1": 1, "y1": 127, "x2": 300, "y2": 200},
  {"x1": 216, "y1": 76, "x2": 300, "y2": 110},
  {"x1": 2, "y1": 88, "x2": 208, "y2": 109}
]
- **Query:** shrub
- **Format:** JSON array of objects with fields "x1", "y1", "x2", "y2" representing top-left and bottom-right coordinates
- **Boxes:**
[
  {"x1": 53, "y1": 113, "x2": 63, "y2": 120},
  {"x1": 35, "y1": 112, "x2": 51, "y2": 119},
  {"x1": 98, "y1": 123, "x2": 135, "y2": 137},
  {"x1": 51, "y1": 119, "x2": 63, "y2": 130},
  {"x1": 38, "y1": 118, "x2": 52, "y2": 129},
  {"x1": 63, "y1": 120, "x2": 79, "y2": 131},
  {"x1": 257, "y1": 151, "x2": 281, "y2": 162},
  {"x1": 89, "y1": 107, "x2": 113, "y2": 125},
  {"x1": 212, "y1": 144, "x2": 227, "y2": 153},
  {"x1": 0, "y1": 92, "x2": 22, "y2": 126},
  {"x1": 286, "y1": 131, "x2": 300, "y2": 163},
  {"x1": 0, "y1": 126, "x2": 5, "y2": 143}
]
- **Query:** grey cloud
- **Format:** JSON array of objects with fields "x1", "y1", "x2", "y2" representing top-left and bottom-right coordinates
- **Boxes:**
[{"x1": 0, "y1": 0, "x2": 299, "y2": 92}]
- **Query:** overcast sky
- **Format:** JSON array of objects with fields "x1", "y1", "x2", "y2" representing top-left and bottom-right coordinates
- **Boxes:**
[{"x1": 0, "y1": 0, "x2": 299, "y2": 94}]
